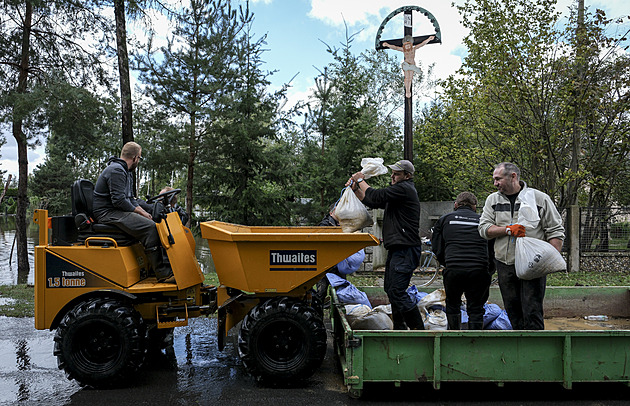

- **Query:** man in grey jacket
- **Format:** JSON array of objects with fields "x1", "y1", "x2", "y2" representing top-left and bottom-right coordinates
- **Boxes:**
[
  {"x1": 93, "y1": 142, "x2": 175, "y2": 283},
  {"x1": 478, "y1": 162, "x2": 564, "y2": 330}
]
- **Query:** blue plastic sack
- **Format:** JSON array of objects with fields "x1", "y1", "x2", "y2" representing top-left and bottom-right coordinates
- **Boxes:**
[
  {"x1": 483, "y1": 303, "x2": 502, "y2": 327},
  {"x1": 487, "y1": 311, "x2": 512, "y2": 330},
  {"x1": 327, "y1": 273, "x2": 371, "y2": 308},
  {"x1": 483, "y1": 303, "x2": 512, "y2": 330},
  {"x1": 406, "y1": 285, "x2": 428, "y2": 305},
  {"x1": 460, "y1": 305, "x2": 469, "y2": 324},
  {"x1": 337, "y1": 249, "x2": 365, "y2": 275}
]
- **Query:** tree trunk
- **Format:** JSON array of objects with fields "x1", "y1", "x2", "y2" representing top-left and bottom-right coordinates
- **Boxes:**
[
  {"x1": 114, "y1": 0, "x2": 133, "y2": 146},
  {"x1": 186, "y1": 113, "x2": 196, "y2": 228},
  {"x1": 114, "y1": 0, "x2": 136, "y2": 193},
  {"x1": 13, "y1": 1, "x2": 33, "y2": 283}
]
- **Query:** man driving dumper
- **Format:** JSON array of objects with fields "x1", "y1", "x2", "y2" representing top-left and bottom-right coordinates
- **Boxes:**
[{"x1": 92, "y1": 141, "x2": 175, "y2": 283}]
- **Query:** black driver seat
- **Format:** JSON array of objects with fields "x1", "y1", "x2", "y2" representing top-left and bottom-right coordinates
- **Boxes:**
[{"x1": 71, "y1": 179, "x2": 135, "y2": 246}]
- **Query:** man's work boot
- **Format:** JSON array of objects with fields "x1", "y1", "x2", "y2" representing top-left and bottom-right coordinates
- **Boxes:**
[
  {"x1": 447, "y1": 314, "x2": 461, "y2": 330},
  {"x1": 402, "y1": 307, "x2": 425, "y2": 330},
  {"x1": 145, "y1": 247, "x2": 175, "y2": 283},
  {"x1": 392, "y1": 310, "x2": 408, "y2": 330},
  {"x1": 160, "y1": 275, "x2": 177, "y2": 284}
]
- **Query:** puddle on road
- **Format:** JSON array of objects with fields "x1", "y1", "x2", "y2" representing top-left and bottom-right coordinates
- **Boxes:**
[
  {"x1": 0, "y1": 316, "x2": 79, "y2": 405},
  {"x1": 0, "y1": 316, "x2": 248, "y2": 405},
  {"x1": 545, "y1": 316, "x2": 630, "y2": 330}
]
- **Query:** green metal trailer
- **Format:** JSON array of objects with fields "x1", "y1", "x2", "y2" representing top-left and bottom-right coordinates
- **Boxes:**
[{"x1": 331, "y1": 286, "x2": 630, "y2": 398}]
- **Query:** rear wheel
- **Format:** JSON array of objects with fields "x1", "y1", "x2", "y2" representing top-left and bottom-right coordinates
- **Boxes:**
[
  {"x1": 54, "y1": 297, "x2": 145, "y2": 387},
  {"x1": 238, "y1": 297, "x2": 327, "y2": 385}
]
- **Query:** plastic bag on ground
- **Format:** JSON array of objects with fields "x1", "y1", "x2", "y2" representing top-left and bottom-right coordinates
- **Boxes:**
[
  {"x1": 334, "y1": 186, "x2": 373, "y2": 233},
  {"x1": 360, "y1": 157, "x2": 388, "y2": 179},
  {"x1": 515, "y1": 236, "x2": 566, "y2": 280},
  {"x1": 327, "y1": 273, "x2": 371, "y2": 307}
]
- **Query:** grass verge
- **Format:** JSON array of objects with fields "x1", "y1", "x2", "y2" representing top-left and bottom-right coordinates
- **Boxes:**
[{"x1": 0, "y1": 285, "x2": 34, "y2": 318}]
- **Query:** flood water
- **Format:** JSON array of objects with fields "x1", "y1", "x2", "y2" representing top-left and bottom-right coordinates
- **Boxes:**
[
  {"x1": 0, "y1": 316, "x2": 353, "y2": 405},
  {"x1": 0, "y1": 216, "x2": 37, "y2": 285},
  {"x1": 0, "y1": 215, "x2": 215, "y2": 286}
]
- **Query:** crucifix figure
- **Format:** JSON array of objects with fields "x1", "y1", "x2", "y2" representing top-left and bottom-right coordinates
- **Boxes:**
[
  {"x1": 375, "y1": 6, "x2": 441, "y2": 161},
  {"x1": 383, "y1": 35, "x2": 435, "y2": 98}
]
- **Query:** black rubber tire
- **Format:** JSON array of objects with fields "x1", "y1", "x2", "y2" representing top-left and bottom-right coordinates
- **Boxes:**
[
  {"x1": 238, "y1": 297, "x2": 327, "y2": 385},
  {"x1": 53, "y1": 297, "x2": 145, "y2": 387}
]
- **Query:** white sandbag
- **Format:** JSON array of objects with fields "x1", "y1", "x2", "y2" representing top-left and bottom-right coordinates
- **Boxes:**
[
  {"x1": 372, "y1": 304, "x2": 392, "y2": 316},
  {"x1": 515, "y1": 236, "x2": 566, "y2": 280},
  {"x1": 417, "y1": 289, "x2": 446, "y2": 314},
  {"x1": 334, "y1": 187, "x2": 373, "y2": 233},
  {"x1": 424, "y1": 309, "x2": 448, "y2": 330},
  {"x1": 350, "y1": 309, "x2": 394, "y2": 330},
  {"x1": 360, "y1": 157, "x2": 388, "y2": 179},
  {"x1": 518, "y1": 188, "x2": 540, "y2": 230},
  {"x1": 344, "y1": 304, "x2": 371, "y2": 326}
]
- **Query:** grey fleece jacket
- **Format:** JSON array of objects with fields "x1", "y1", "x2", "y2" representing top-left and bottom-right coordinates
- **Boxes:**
[{"x1": 478, "y1": 181, "x2": 565, "y2": 265}]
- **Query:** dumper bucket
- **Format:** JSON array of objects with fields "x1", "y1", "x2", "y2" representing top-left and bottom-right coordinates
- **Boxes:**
[{"x1": 200, "y1": 221, "x2": 380, "y2": 294}]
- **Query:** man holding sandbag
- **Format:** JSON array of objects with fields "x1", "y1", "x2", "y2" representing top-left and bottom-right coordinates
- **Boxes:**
[
  {"x1": 478, "y1": 162, "x2": 564, "y2": 330},
  {"x1": 347, "y1": 160, "x2": 424, "y2": 330}
]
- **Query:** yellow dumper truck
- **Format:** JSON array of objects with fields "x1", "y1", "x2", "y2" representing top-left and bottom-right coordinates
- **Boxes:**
[{"x1": 33, "y1": 181, "x2": 379, "y2": 387}]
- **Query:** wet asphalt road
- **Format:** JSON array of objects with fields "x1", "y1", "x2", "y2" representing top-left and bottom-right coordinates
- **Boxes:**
[{"x1": 2, "y1": 315, "x2": 630, "y2": 406}]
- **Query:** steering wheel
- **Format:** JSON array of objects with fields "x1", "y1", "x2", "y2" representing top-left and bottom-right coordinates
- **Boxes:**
[{"x1": 147, "y1": 188, "x2": 181, "y2": 206}]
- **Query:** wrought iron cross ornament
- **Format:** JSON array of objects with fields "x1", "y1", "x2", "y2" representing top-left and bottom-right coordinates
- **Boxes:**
[{"x1": 375, "y1": 6, "x2": 441, "y2": 162}]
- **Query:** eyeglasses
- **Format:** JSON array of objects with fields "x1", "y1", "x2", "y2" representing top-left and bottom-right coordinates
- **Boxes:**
[{"x1": 136, "y1": 155, "x2": 143, "y2": 162}]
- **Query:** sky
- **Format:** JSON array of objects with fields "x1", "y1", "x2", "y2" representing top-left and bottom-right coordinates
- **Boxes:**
[{"x1": 1, "y1": 0, "x2": 628, "y2": 180}]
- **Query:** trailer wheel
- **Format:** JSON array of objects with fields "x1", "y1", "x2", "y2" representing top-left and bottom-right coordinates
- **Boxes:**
[
  {"x1": 238, "y1": 297, "x2": 327, "y2": 384},
  {"x1": 54, "y1": 297, "x2": 145, "y2": 387}
]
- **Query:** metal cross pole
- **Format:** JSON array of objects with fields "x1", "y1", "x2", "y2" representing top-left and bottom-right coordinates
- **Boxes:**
[{"x1": 375, "y1": 6, "x2": 441, "y2": 163}]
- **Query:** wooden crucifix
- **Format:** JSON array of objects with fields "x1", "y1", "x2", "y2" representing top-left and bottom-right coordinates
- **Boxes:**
[{"x1": 375, "y1": 6, "x2": 441, "y2": 162}]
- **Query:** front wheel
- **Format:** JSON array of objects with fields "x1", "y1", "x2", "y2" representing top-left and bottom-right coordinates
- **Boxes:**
[
  {"x1": 238, "y1": 297, "x2": 327, "y2": 385},
  {"x1": 53, "y1": 297, "x2": 145, "y2": 387}
]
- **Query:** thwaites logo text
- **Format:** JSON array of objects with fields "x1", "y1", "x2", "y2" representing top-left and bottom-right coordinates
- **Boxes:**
[
  {"x1": 269, "y1": 250, "x2": 317, "y2": 271},
  {"x1": 45, "y1": 251, "x2": 108, "y2": 288}
]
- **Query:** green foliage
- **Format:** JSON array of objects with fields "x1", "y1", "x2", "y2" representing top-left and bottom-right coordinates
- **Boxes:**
[
  {"x1": 413, "y1": 101, "x2": 495, "y2": 202},
  {"x1": 198, "y1": 21, "x2": 298, "y2": 225},
  {"x1": 134, "y1": 0, "x2": 253, "y2": 224},
  {"x1": 610, "y1": 222, "x2": 630, "y2": 240},
  {"x1": 427, "y1": 0, "x2": 630, "y2": 214},
  {"x1": 30, "y1": 159, "x2": 75, "y2": 215},
  {"x1": 547, "y1": 271, "x2": 630, "y2": 287},
  {"x1": 300, "y1": 31, "x2": 403, "y2": 222}
]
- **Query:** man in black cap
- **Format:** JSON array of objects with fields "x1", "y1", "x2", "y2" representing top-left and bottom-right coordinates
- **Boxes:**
[{"x1": 347, "y1": 160, "x2": 424, "y2": 330}]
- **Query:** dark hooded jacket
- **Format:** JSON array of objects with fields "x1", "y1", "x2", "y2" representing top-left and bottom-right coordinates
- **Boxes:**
[{"x1": 93, "y1": 157, "x2": 139, "y2": 220}]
